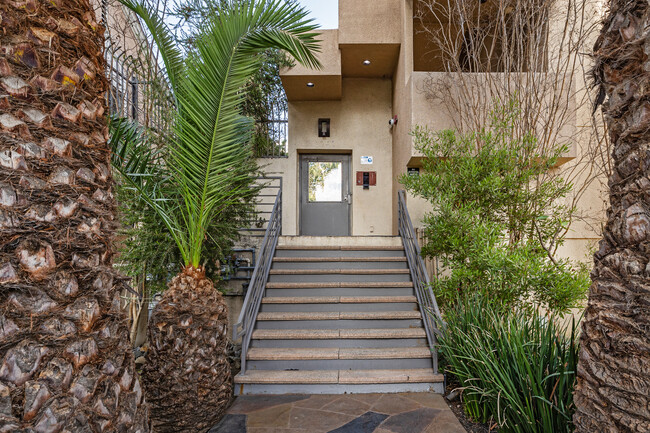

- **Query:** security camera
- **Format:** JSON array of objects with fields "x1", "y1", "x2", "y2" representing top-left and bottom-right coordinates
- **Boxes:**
[{"x1": 389, "y1": 115, "x2": 398, "y2": 127}]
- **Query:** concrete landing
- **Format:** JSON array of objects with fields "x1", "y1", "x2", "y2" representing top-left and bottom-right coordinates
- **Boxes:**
[
  {"x1": 278, "y1": 236, "x2": 403, "y2": 248},
  {"x1": 209, "y1": 393, "x2": 465, "y2": 433}
]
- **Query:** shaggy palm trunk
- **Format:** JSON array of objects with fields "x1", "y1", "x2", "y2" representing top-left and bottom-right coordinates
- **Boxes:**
[
  {"x1": 142, "y1": 266, "x2": 232, "y2": 432},
  {"x1": 573, "y1": 0, "x2": 650, "y2": 430},
  {"x1": 0, "y1": 1, "x2": 148, "y2": 431}
]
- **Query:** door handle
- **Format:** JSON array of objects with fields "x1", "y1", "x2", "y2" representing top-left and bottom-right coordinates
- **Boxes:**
[{"x1": 344, "y1": 193, "x2": 352, "y2": 204}]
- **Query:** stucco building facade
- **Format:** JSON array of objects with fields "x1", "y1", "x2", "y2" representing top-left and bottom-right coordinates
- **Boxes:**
[{"x1": 258, "y1": 0, "x2": 605, "y2": 264}]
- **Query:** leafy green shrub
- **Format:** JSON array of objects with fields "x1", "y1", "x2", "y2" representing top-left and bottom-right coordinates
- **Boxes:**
[
  {"x1": 438, "y1": 295, "x2": 579, "y2": 433},
  {"x1": 400, "y1": 100, "x2": 589, "y2": 313}
]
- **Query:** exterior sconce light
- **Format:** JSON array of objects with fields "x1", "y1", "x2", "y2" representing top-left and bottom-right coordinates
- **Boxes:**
[
  {"x1": 363, "y1": 60, "x2": 371, "y2": 66},
  {"x1": 306, "y1": 82, "x2": 315, "y2": 87},
  {"x1": 318, "y1": 118, "x2": 330, "y2": 137}
]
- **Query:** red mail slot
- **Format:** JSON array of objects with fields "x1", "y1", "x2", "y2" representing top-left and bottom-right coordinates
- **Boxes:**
[{"x1": 356, "y1": 171, "x2": 376, "y2": 186}]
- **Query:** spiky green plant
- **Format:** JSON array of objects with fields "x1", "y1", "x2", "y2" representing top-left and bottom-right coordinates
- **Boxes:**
[{"x1": 439, "y1": 294, "x2": 580, "y2": 433}]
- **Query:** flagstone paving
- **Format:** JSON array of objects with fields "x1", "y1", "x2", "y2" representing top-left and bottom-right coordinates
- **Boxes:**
[{"x1": 209, "y1": 393, "x2": 466, "y2": 433}]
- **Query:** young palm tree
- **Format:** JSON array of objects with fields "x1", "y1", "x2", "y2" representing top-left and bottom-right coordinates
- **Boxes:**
[
  {"x1": 113, "y1": 1, "x2": 320, "y2": 431},
  {"x1": 573, "y1": 0, "x2": 650, "y2": 430},
  {"x1": 0, "y1": 0, "x2": 149, "y2": 431}
]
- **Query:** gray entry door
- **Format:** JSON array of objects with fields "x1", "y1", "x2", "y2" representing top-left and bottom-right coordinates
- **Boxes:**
[{"x1": 300, "y1": 154, "x2": 351, "y2": 236}]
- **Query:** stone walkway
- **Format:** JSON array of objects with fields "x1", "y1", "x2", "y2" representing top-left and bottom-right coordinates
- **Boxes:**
[{"x1": 209, "y1": 393, "x2": 466, "y2": 433}]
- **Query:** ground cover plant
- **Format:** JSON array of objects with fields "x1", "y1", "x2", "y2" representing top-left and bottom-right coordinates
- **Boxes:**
[
  {"x1": 401, "y1": 101, "x2": 590, "y2": 313},
  {"x1": 439, "y1": 294, "x2": 580, "y2": 432},
  {"x1": 111, "y1": 0, "x2": 321, "y2": 431}
]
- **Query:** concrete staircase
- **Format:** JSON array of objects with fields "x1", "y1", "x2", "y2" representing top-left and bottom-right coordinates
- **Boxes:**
[{"x1": 234, "y1": 236, "x2": 444, "y2": 395}]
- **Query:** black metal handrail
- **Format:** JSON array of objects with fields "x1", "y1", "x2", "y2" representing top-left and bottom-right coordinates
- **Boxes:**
[
  {"x1": 398, "y1": 190, "x2": 443, "y2": 374},
  {"x1": 233, "y1": 189, "x2": 282, "y2": 373}
]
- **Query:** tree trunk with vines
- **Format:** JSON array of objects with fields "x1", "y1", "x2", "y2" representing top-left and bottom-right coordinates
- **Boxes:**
[
  {"x1": 573, "y1": 0, "x2": 650, "y2": 430},
  {"x1": 0, "y1": 0, "x2": 149, "y2": 431}
]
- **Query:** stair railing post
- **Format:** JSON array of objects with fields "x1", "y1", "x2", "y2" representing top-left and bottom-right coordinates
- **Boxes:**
[
  {"x1": 397, "y1": 190, "x2": 443, "y2": 374},
  {"x1": 234, "y1": 189, "x2": 282, "y2": 374}
]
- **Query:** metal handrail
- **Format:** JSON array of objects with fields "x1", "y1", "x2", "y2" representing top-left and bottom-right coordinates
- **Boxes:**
[
  {"x1": 397, "y1": 190, "x2": 443, "y2": 374},
  {"x1": 233, "y1": 189, "x2": 282, "y2": 373}
]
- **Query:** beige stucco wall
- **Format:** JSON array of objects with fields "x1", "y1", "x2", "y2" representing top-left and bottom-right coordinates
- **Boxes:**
[
  {"x1": 390, "y1": 0, "x2": 605, "y2": 268},
  {"x1": 274, "y1": 0, "x2": 606, "y2": 268},
  {"x1": 339, "y1": 0, "x2": 402, "y2": 45},
  {"x1": 404, "y1": 69, "x2": 604, "y2": 265},
  {"x1": 262, "y1": 78, "x2": 395, "y2": 235},
  {"x1": 283, "y1": 29, "x2": 341, "y2": 77}
]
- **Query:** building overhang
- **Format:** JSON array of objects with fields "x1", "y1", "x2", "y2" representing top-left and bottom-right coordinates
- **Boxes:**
[
  {"x1": 280, "y1": 75, "x2": 343, "y2": 101},
  {"x1": 340, "y1": 43, "x2": 400, "y2": 79},
  {"x1": 281, "y1": 29, "x2": 343, "y2": 101},
  {"x1": 281, "y1": 43, "x2": 401, "y2": 101}
]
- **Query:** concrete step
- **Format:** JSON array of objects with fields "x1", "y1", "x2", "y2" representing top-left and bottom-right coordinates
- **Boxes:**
[
  {"x1": 247, "y1": 359, "x2": 433, "y2": 370},
  {"x1": 261, "y1": 303, "x2": 418, "y2": 313},
  {"x1": 272, "y1": 256, "x2": 407, "y2": 262},
  {"x1": 275, "y1": 249, "x2": 406, "y2": 258},
  {"x1": 234, "y1": 369, "x2": 442, "y2": 385},
  {"x1": 265, "y1": 282, "x2": 413, "y2": 289},
  {"x1": 259, "y1": 297, "x2": 418, "y2": 313},
  {"x1": 268, "y1": 272, "x2": 412, "y2": 283},
  {"x1": 246, "y1": 347, "x2": 433, "y2": 370},
  {"x1": 236, "y1": 382, "x2": 442, "y2": 395},
  {"x1": 261, "y1": 296, "x2": 417, "y2": 304},
  {"x1": 277, "y1": 236, "x2": 402, "y2": 249},
  {"x1": 252, "y1": 337, "x2": 429, "y2": 349},
  {"x1": 247, "y1": 347, "x2": 431, "y2": 360},
  {"x1": 266, "y1": 287, "x2": 415, "y2": 297},
  {"x1": 276, "y1": 245, "x2": 404, "y2": 251},
  {"x1": 257, "y1": 311, "x2": 421, "y2": 321},
  {"x1": 271, "y1": 257, "x2": 409, "y2": 270},
  {"x1": 251, "y1": 328, "x2": 427, "y2": 340},
  {"x1": 255, "y1": 319, "x2": 422, "y2": 330},
  {"x1": 269, "y1": 268, "x2": 410, "y2": 275}
]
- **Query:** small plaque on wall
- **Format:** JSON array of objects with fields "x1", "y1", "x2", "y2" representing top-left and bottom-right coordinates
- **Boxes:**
[
  {"x1": 361, "y1": 156, "x2": 373, "y2": 165},
  {"x1": 407, "y1": 167, "x2": 420, "y2": 176}
]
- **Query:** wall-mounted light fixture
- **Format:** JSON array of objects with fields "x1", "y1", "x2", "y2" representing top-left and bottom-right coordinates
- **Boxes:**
[
  {"x1": 306, "y1": 82, "x2": 315, "y2": 87},
  {"x1": 318, "y1": 118, "x2": 330, "y2": 137}
]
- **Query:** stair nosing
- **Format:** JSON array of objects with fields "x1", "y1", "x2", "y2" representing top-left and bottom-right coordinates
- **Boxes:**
[
  {"x1": 269, "y1": 269, "x2": 410, "y2": 275},
  {"x1": 272, "y1": 257, "x2": 407, "y2": 262},
  {"x1": 275, "y1": 245, "x2": 404, "y2": 251},
  {"x1": 265, "y1": 282, "x2": 414, "y2": 288},
  {"x1": 251, "y1": 328, "x2": 427, "y2": 339},
  {"x1": 234, "y1": 369, "x2": 443, "y2": 385},
  {"x1": 261, "y1": 296, "x2": 418, "y2": 304},
  {"x1": 256, "y1": 311, "x2": 421, "y2": 321},
  {"x1": 246, "y1": 347, "x2": 432, "y2": 361}
]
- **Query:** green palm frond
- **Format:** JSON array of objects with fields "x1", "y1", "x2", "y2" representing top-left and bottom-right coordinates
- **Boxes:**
[
  {"x1": 117, "y1": 0, "x2": 321, "y2": 268},
  {"x1": 109, "y1": 116, "x2": 188, "y2": 258}
]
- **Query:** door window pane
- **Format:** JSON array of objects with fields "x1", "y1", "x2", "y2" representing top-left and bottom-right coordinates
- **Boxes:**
[{"x1": 308, "y1": 162, "x2": 342, "y2": 202}]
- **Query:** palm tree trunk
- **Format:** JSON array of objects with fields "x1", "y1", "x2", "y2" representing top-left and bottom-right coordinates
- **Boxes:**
[
  {"x1": 141, "y1": 266, "x2": 232, "y2": 433},
  {"x1": 573, "y1": 0, "x2": 650, "y2": 430},
  {"x1": 0, "y1": 1, "x2": 149, "y2": 431}
]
